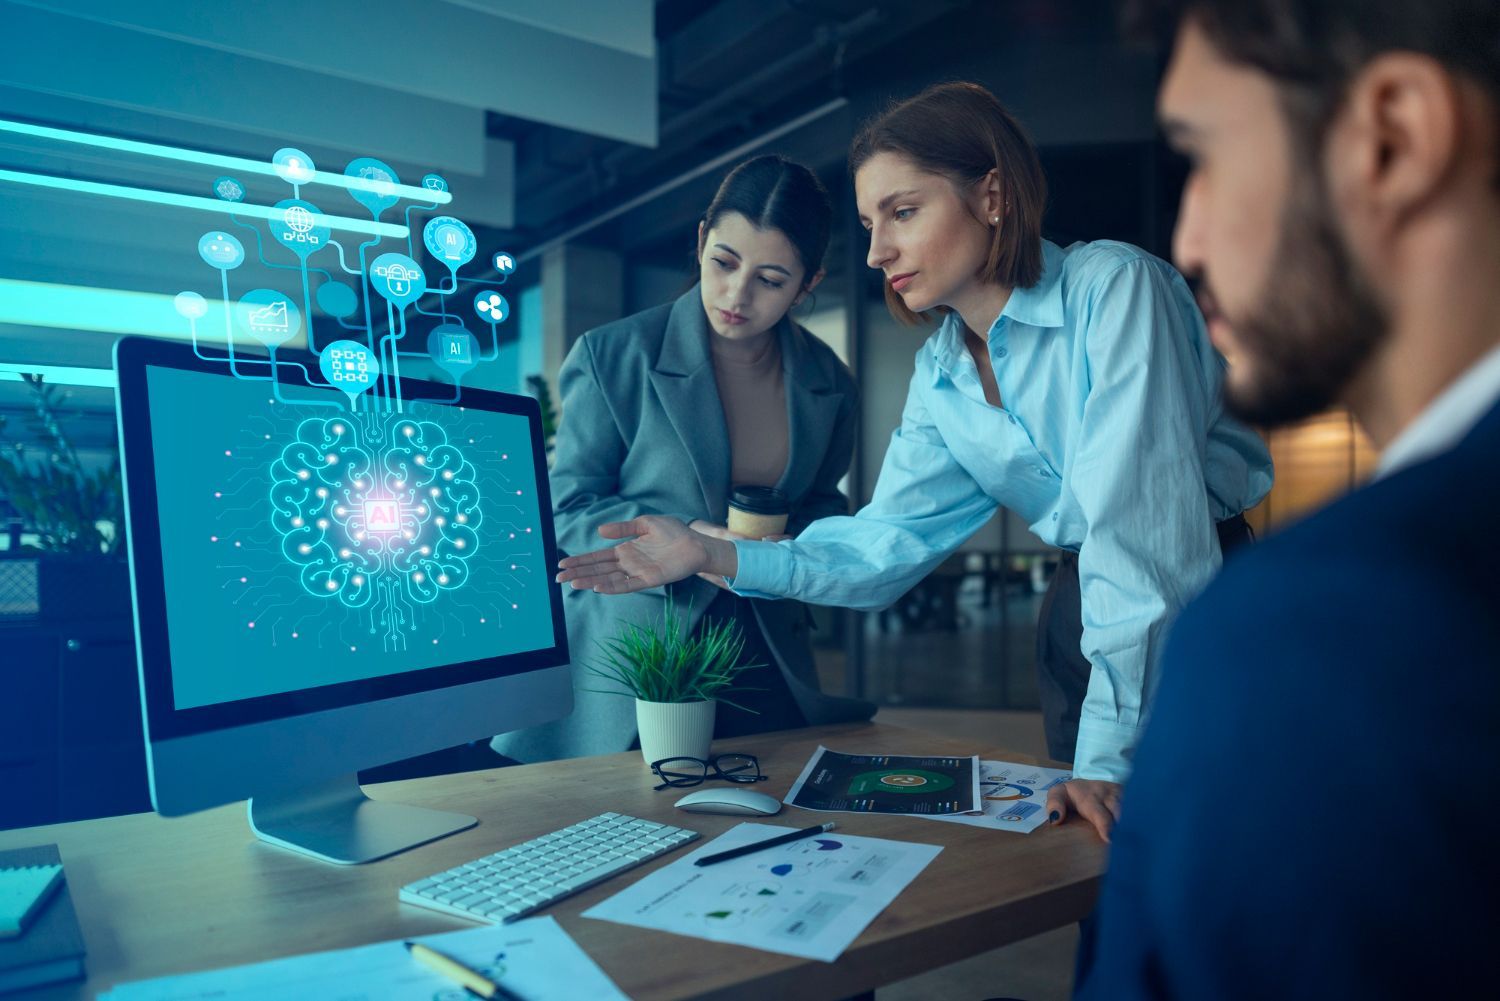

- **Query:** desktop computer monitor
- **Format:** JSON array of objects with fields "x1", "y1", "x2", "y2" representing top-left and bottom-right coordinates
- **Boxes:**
[{"x1": 113, "y1": 335, "x2": 572, "y2": 864}]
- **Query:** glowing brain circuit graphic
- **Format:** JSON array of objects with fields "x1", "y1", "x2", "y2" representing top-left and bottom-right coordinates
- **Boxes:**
[{"x1": 272, "y1": 417, "x2": 479, "y2": 648}]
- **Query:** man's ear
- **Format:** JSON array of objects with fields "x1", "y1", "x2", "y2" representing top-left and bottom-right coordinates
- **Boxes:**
[
  {"x1": 1329, "y1": 53, "x2": 1461, "y2": 232},
  {"x1": 794, "y1": 269, "x2": 826, "y2": 307}
]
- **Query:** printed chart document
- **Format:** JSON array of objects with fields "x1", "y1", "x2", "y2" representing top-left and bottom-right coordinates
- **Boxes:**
[
  {"x1": 785, "y1": 746, "x2": 981, "y2": 815},
  {"x1": 98, "y1": 917, "x2": 625, "y2": 1001},
  {"x1": 914, "y1": 760, "x2": 1073, "y2": 834},
  {"x1": 583, "y1": 822, "x2": 942, "y2": 962}
]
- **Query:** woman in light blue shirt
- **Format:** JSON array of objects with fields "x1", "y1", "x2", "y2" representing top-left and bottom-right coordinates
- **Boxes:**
[{"x1": 557, "y1": 82, "x2": 1273, "y2": 839}]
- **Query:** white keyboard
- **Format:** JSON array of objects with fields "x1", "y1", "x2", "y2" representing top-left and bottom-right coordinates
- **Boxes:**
[{"x1": 399, "y1": 812, "x2": 699, "y2": 924}]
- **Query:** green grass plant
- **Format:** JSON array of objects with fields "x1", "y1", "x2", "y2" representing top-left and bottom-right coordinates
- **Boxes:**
[{"x1": 586, "y1": 599, "x2": 761, "y2": 710}]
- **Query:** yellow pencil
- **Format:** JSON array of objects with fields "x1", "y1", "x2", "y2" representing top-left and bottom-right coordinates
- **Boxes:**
[{"x1": 405, "y1": 940, "x2": 523, "y2": 1001}]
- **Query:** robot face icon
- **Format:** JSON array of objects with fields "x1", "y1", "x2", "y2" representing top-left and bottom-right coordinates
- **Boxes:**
[
  {"x1": 198, "y1": 231, "x2": 245, "y2": 269},
  {"x1": 203, "y1": 234, "x2": 238, "y2": 263}
]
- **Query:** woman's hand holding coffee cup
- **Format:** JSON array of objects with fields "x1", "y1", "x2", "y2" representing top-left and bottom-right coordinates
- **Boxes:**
[{"x1": 727, "y1": 486, "x2": 790, "y2": 539}]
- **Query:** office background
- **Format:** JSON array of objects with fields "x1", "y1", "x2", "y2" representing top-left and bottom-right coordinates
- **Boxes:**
[{"x1": 0, "y1": 0, "x2": 1375, "y2": 823}]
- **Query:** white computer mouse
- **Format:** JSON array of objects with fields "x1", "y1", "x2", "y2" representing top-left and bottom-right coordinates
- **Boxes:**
[{"x1": 673, "y1": 787, "x2": 784, "y2": 816}]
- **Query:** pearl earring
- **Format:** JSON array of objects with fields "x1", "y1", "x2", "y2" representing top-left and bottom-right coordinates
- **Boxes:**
[{"x1": 990, "y1": 216, "x2": 999, "y2": 225}]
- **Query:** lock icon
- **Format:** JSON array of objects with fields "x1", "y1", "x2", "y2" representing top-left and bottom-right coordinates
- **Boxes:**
[{"x1": 373, "y1": 261, "x2": 420, "y2": 297}]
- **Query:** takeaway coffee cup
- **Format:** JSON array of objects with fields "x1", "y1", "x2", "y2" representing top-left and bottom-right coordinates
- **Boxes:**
[{"x1": 727, "y1": 485, "x2": 790, "y2": 539}]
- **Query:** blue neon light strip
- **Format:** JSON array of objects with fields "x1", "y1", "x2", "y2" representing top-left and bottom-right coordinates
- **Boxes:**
[
  {"x1": 0, "y1": 363, "x2": 115, "y2": 389},
  {"x1": 0, "y1": 118, "x2": 451, "y2": 205},
  {"x1": 0, "y1": 278, "x2": 212, "y2": 340},
  {"x1": 0, "y1": 168, "x2": 407, "y2": 238}
]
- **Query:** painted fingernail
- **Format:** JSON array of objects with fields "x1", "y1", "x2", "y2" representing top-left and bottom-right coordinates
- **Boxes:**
[{"x1": 1048, "y1": 810, "x2": 1060, "y2": 824}]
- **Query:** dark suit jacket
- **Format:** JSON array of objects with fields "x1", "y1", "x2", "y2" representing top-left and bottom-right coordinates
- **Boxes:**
[
  {"x1": 1077, "y1": 399, "x2": 1500, "y2": 1000},
  {"x1": 494, "y1": 285, "x2": 874, "y2": 762}
]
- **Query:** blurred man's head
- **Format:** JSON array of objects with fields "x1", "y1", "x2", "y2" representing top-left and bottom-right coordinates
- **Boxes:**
[{"x1": 1132, "y1": 1, "x2": 1500, "y2": 434}]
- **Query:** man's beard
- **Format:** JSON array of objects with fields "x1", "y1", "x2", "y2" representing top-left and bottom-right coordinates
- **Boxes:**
[{"x1": 1219, "y1": 173, "x2": 1390, "y2": 429}]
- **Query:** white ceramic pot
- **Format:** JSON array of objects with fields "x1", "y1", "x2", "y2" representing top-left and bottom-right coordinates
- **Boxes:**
[{"x1": 634, "y1": 698, "x2": 715, "y2": 767}]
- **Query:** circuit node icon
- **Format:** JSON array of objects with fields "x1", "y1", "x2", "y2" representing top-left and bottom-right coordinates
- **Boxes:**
[
  {"x1": 213, "y1": 176, "x2": 245, "y2": 202},
  {"x1": 319, "y1": 339, "x2": 380, "y2": 405},
  {"x1": 272, "y1": 147, "x2": 316, "y2": 184},
  {"x1": 316, "y1": 281, "x2": 358, "y2": 319},
  {"x1": 423, "y1": 216, "x2": 476, "y2": 270},
  {"x1": 236, "y1": 288, "x2": 302, "y2": 348},
  {"x1": 345, "y1": 157, "x2": 402, "y2": 217},
  {"x1": 174, "y1": 291, "x2": 209, "y2": 319},
  {"x1": 271, "y1": 199, "x2": 329, "y2": 260},
  {"x1": 427, "y1": 323, "x2": 480, "y2": 381},
  {"x1": 370, "y1": 253, "x2": 427, "y2": 307},
  {"x1": 474, "y1": 291, "x2": 508, "y2": 324}
]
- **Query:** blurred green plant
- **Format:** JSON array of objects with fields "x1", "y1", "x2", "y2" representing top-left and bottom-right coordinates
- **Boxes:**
[
  {"x1": 525, "y1": 373, "x2": 557, "y2": 458},
  {"x1": 585, "y1": 598, "x2": 761, "y2": 710},
  {"x1": 0, "y1": 373, "x2": 122, "y2": 554}
]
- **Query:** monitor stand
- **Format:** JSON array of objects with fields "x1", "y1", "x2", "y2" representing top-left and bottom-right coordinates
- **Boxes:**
[{"x1": 248, "y1": 772, "x2": 477, "y2": 865}]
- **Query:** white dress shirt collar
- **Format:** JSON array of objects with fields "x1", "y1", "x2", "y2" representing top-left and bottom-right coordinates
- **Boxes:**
[{"x1": 1377, "y1": 339, "x2": 1500, "y2": 478}]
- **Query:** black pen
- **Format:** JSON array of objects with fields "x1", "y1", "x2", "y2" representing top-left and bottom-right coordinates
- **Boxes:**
[{"x1": 693, "y1": 822, "x2": 837, "y2": 867}]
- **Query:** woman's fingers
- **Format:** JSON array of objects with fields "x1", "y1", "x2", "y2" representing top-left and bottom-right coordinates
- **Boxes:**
[
  {"x1": 557, "y1": 548, "x2": 622, "y2": 571},
  {"x1": 597, "y1": 519, "x2": 644, "y2": 540}
]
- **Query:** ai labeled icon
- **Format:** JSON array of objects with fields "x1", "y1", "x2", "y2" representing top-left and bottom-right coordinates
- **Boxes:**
[{"x1": 427, "y1": 323, "x2": 479, "y2": 382}]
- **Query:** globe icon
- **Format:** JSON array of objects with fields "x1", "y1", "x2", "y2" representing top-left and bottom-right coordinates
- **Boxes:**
[{"x1": 284, "y1": 205, "x2": 315, "y2": 233}]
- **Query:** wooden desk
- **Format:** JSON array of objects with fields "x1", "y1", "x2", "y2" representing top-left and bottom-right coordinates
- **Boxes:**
[{"x1": 0, "y1": 721, "x2": 1105, "y2": 999}]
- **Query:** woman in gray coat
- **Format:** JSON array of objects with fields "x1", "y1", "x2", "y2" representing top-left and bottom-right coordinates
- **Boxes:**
[{"x1": 494, "y1": 155, "x2": 874, "y2": 763}]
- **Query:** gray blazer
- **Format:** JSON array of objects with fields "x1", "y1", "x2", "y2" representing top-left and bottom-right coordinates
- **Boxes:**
[{"x1": 493, "y1": 285, "x2": 875, "y2": 762}]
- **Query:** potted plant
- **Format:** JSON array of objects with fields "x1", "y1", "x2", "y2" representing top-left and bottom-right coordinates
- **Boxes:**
[
  {"x1": 587, "y1": 599, "x2": 760, "y2": 766},
  {"x1": 0, "y1": 373, "x2": 128, "y2": 620}
]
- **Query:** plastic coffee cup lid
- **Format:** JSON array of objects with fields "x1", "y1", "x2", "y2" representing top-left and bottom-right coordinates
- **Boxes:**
[{"x1": 728, "y1": 485, "x2": 788, "y2": 514}]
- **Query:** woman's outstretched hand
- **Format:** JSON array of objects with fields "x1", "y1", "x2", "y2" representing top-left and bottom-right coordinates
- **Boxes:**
[{"x1": 556, "y1": 515, "x2": 732, "y2": 593}]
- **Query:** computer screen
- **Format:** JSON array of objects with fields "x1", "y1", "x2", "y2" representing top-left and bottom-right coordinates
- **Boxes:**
[
  {"x1": 145, "y1": 363, "x2": 556, "y2": 711},
  {"x1": 116, "y1": 336, "x2": 572, "y2": 863}
]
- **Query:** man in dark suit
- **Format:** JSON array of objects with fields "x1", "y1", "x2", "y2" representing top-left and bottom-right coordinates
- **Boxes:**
[{"x1": 1078, "y1": 1, "x2": 1500, "y2": 996}]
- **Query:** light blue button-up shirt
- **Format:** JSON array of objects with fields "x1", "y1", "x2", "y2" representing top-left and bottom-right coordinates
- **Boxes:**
[{"x1": 730, "y1": 239, "x2": 1274, "y2": 782}]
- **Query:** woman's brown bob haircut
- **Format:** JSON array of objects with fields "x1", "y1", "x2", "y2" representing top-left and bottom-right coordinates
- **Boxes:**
[{"x1": 850, "y1": 81, "x2": 1048, "y2": 325}]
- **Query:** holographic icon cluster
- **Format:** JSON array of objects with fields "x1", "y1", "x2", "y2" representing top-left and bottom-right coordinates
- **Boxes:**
[{"x1": 168, "y1": 140, "x2": 526, "y2": 652}]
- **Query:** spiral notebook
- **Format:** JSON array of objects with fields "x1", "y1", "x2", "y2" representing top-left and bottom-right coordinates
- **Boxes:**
[
  {"x1": 0, "y1": 845, "x2": 86, "y2": 993},
  {"x1": 1, "y1": 861, "x2": 63, "y2": 939}
]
